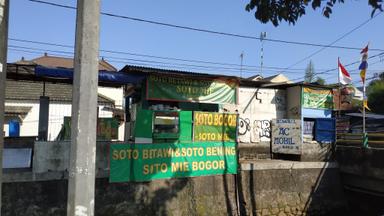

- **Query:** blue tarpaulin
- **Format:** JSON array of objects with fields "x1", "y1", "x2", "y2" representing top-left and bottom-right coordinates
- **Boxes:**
[
  {"x1": 315, "y1": 118, "x2": 336, "y2": 143},
  {"x1": 35, "y1": 66, "x2": 145, "y2": 85}
]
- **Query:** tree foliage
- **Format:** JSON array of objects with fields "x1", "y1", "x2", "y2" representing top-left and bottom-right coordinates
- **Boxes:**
[
  {"x1": 367, "y1": 72, "x2": 384, "y2": 114},
  {"x1": 315, "y1": 76, "x2": 326, "y2": 85},
  {"x1": 304, "y1": 60, "x2": 315, "y2": 83},
  {"x1": 245, "y1": 0, "x2": 383, "y2": 26}
]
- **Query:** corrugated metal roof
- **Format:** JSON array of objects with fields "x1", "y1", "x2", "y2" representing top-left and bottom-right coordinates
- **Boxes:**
[
  {"x1": 5, "y1": 106, "x2": 32, "y2": 114},
  {"x1": 14, "y1": 54, "x2": 117, "y2": 72},
  {"x1": 120, "y1": 65, "x2": 307, "y2": 88},
  {"x1": 6, "y1": 64, "x2": 125, "y2": 88},
  {"x1": 6, "y1": 80, "x2": 114, "y2": 104},
  {"x1": 261, "y1": 82, "x2": 335, "y2": 90},
  {"x1": 120, "y1": 65, "x2": 239, "y2": 80}
]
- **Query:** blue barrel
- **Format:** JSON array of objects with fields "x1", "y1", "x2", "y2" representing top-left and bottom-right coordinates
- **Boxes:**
[{"x1": 8, "y1": 120, "x2": 20, "y2": 137}]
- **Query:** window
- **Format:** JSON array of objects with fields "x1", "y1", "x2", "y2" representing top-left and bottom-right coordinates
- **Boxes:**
[
  {"x1": 303, "y1": 118, "x2": 315, "y2": 136},
  {"x1": 153, "y1": 111, "x2": 180, "y2": 139}
]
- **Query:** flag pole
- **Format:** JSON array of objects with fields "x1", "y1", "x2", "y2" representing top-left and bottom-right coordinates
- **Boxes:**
[
  {"x1": 338, "y1": 58, "x2": 342, "y2": 114},
  {"x1": 337, "y1": 58, "x2": 342, "y2": 152},
  {"x1": 363, "y1": 73, "x2": 366, "y2": 135},
  {"x1": 240, "y1": 52, "x2": 244, "y2": 78},
  {"x1": 360, "y1": 43, "x2": 369, "y2": 148},
  {"x1": 363, "y1": 79, "x2": 366, "y2": 147}
]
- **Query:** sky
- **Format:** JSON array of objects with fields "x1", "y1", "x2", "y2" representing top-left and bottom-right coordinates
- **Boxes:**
[{"x1": 6, "y1": 0, "x2": 384, "y2": 85}]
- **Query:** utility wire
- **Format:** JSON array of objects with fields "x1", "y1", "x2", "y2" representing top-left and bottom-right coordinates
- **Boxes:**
[
  {"x1": 10, "y1": 45, "x2": 383, "y2": 83},
  {"x1": 28, "y1": 0, "x2": 384, "y2": 52},
  {"x1": 291, "y1": 52, "x2": 384, "y2": 82},
  {"x1": 283, "y1": 11, "x2": 382, "y2": 71},
  {"x1": 10, "y1": 40, "x2": 384, "y2": 81},
  {"x1": 8, "y1": 47, "x2": 260, "y2": 75},
  {"x1": 9, "y1": 38, "x2": 321, "y2": 71},
  {"x1": 8, "y1": 40, "x2": 334, "y2": 73},
  {"x1": 9, "y1": 44, "x2": 301, "y2": 74},
  {"x1": 322, "y1": 60, "x2": 384, "y2": 81}
]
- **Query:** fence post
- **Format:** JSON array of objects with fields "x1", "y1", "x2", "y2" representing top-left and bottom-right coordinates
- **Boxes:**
[{"x1": 363, "y1": 133, "x2": 369, "y2": 148}]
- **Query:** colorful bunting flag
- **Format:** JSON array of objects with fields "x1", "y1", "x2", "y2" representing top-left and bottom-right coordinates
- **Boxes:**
[
  {"x1": 363, "y1": 99, "x2": 371, "y2": 111},
  {"x1": 359, "y1": 44, "x2": 369, "y2": 83}
]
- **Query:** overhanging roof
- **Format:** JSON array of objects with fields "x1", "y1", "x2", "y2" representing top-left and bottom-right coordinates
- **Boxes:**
[
  {"x1": 120, "y1": 65, "x2": 239, "y2": 80},
  {"x1": 6, "y1": 64, "x2": 130, "y2": 87},
  {"x1": 346, "y1": 113, "x2": 384, "y2": 119}
]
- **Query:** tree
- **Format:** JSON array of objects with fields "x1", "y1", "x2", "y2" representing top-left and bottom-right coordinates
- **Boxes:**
[
  {"x1": 245, "y1": 0, "x2": 383, "y2": 26},
  {"x1": 315, "y1": 76, "x2": 326, "y2": 85},
  {"x1": 304, "y1": 61, "x2": 315, "y2": 83},
  {"x1": 367, "y1": 72, "x2": 384, "y2": 114}
]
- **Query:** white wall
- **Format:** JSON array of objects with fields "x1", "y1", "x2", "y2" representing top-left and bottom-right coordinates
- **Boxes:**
[
  {"x1": 5, "y1": 102, "x2": 72, "y2": 140},
  {"x1": 98, "y1": 87, "x2": 124, "y2": 107},
  {"x1": 6, "y1": 102, "x2": 40, "y2": 137},
  {"x1": 3, "y1": 124, "x2": 9, "y2": 137},
  {"x1": 287, "y1": 86, "x2": 302, "y2": 119},
  {"x1": 5, "y1": 101, "x2": 120, "y2": 141},
  {"x1": 98, "y1": 87, "x2": 125, "y2": 141},
  {"x1": 223, "y1": 87, "x2": 286, "y2": 143},
  {"x1": 5, "y1": 87, "x2": 125, "y2": 141},
  {"x1": 48, "y1": 103, "x2": 72, "y2": 141}
]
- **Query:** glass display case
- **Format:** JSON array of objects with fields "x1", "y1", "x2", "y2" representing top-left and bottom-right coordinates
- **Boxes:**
[{"x1": 152, "y1": 111, "x2": 180, "y2": 140}]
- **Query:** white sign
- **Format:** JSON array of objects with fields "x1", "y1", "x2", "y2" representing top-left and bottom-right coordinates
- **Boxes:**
[{"x1": 272, "y1": 119, "x2": 302, "y2": 155}]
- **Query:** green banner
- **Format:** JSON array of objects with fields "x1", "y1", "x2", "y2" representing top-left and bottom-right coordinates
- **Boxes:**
[
  {"x1": 302, "y1": 87, "x2": 333, "y2": 109},
  {"x1": 110, "y1": 142, "x2": 237, "y2": 182},
  {"x1": 147, "y1": 75, "x2": 238, "y2": 104},
  {"x1": 193, "y1": 112, "x2": 237, "y2": 142},
  {"x1": 57, "y1": 117, "x2": 119, "y2": 140}
]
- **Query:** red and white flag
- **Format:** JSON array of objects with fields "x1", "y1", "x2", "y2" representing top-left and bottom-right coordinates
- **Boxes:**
[{"x1": 338, "y1": 58, "x2": 352, "y2": 85}]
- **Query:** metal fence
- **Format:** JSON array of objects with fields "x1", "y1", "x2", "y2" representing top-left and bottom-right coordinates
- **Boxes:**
[{"x1": 336, "y1": 133, "x2": 384, "y2": 148}]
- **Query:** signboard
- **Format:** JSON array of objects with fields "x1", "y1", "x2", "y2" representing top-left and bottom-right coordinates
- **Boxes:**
[
  {"x1": 302, "y1": 87, "x2": 333, "y2": 109},
  {"x1": 272, "y1": 119, "x2": 302, "y2": 155},
  {"x1": 193, "y1": 112, "x2": 237, "y2": 142},
  {"x1": 59, "y1": 117, "x2": 119, "y2": 140},
  {"x1": 110, "y1": 142, "x2": 237, "y2": 182},
  {"x1": 147, "y1": 75, "x2": 238, "y2": 104},
  {"x1": 333, "y1": 88, "x2": 354, "y2": 110}
]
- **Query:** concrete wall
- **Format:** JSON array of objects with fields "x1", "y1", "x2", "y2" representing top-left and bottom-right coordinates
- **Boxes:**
[
  {"x1": 2, "y1": 161, "x2": 347, "y2": 216},
  {"x1": 33, "y1": 141, "x2": 110, "y2": 174},
  {"x1": 286, "y1": 86, "x2": 301, "y2": 120},
  {"x1": 224, "y1": 87, "x2": 286, "y2": 144},
  {"x1": 336, "y1": 146, "x2": 384, "y2": 192},
  {"x1": 238, "y1": 161, "x2": 347, "y2": 216},
  {"x1": 286, "y1": 86, "x2": 335, "y2": 162},
  {"x1": 336, "y1": 146, "x2": 384, "y2": 215},
  {"x1": 301, "y1": 141, "x2": 333, "y2": 161},
  {"x1": 224, "y1": 87, "x2": 286, "y2": 160}
]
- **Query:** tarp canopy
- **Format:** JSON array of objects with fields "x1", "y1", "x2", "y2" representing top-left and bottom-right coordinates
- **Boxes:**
[
  {"x1": 35, "y1": 66, "x2": 145, "y2": 85},
  {"x1": 315, "y1": 118, "x2": 336, "y2": 143}
]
